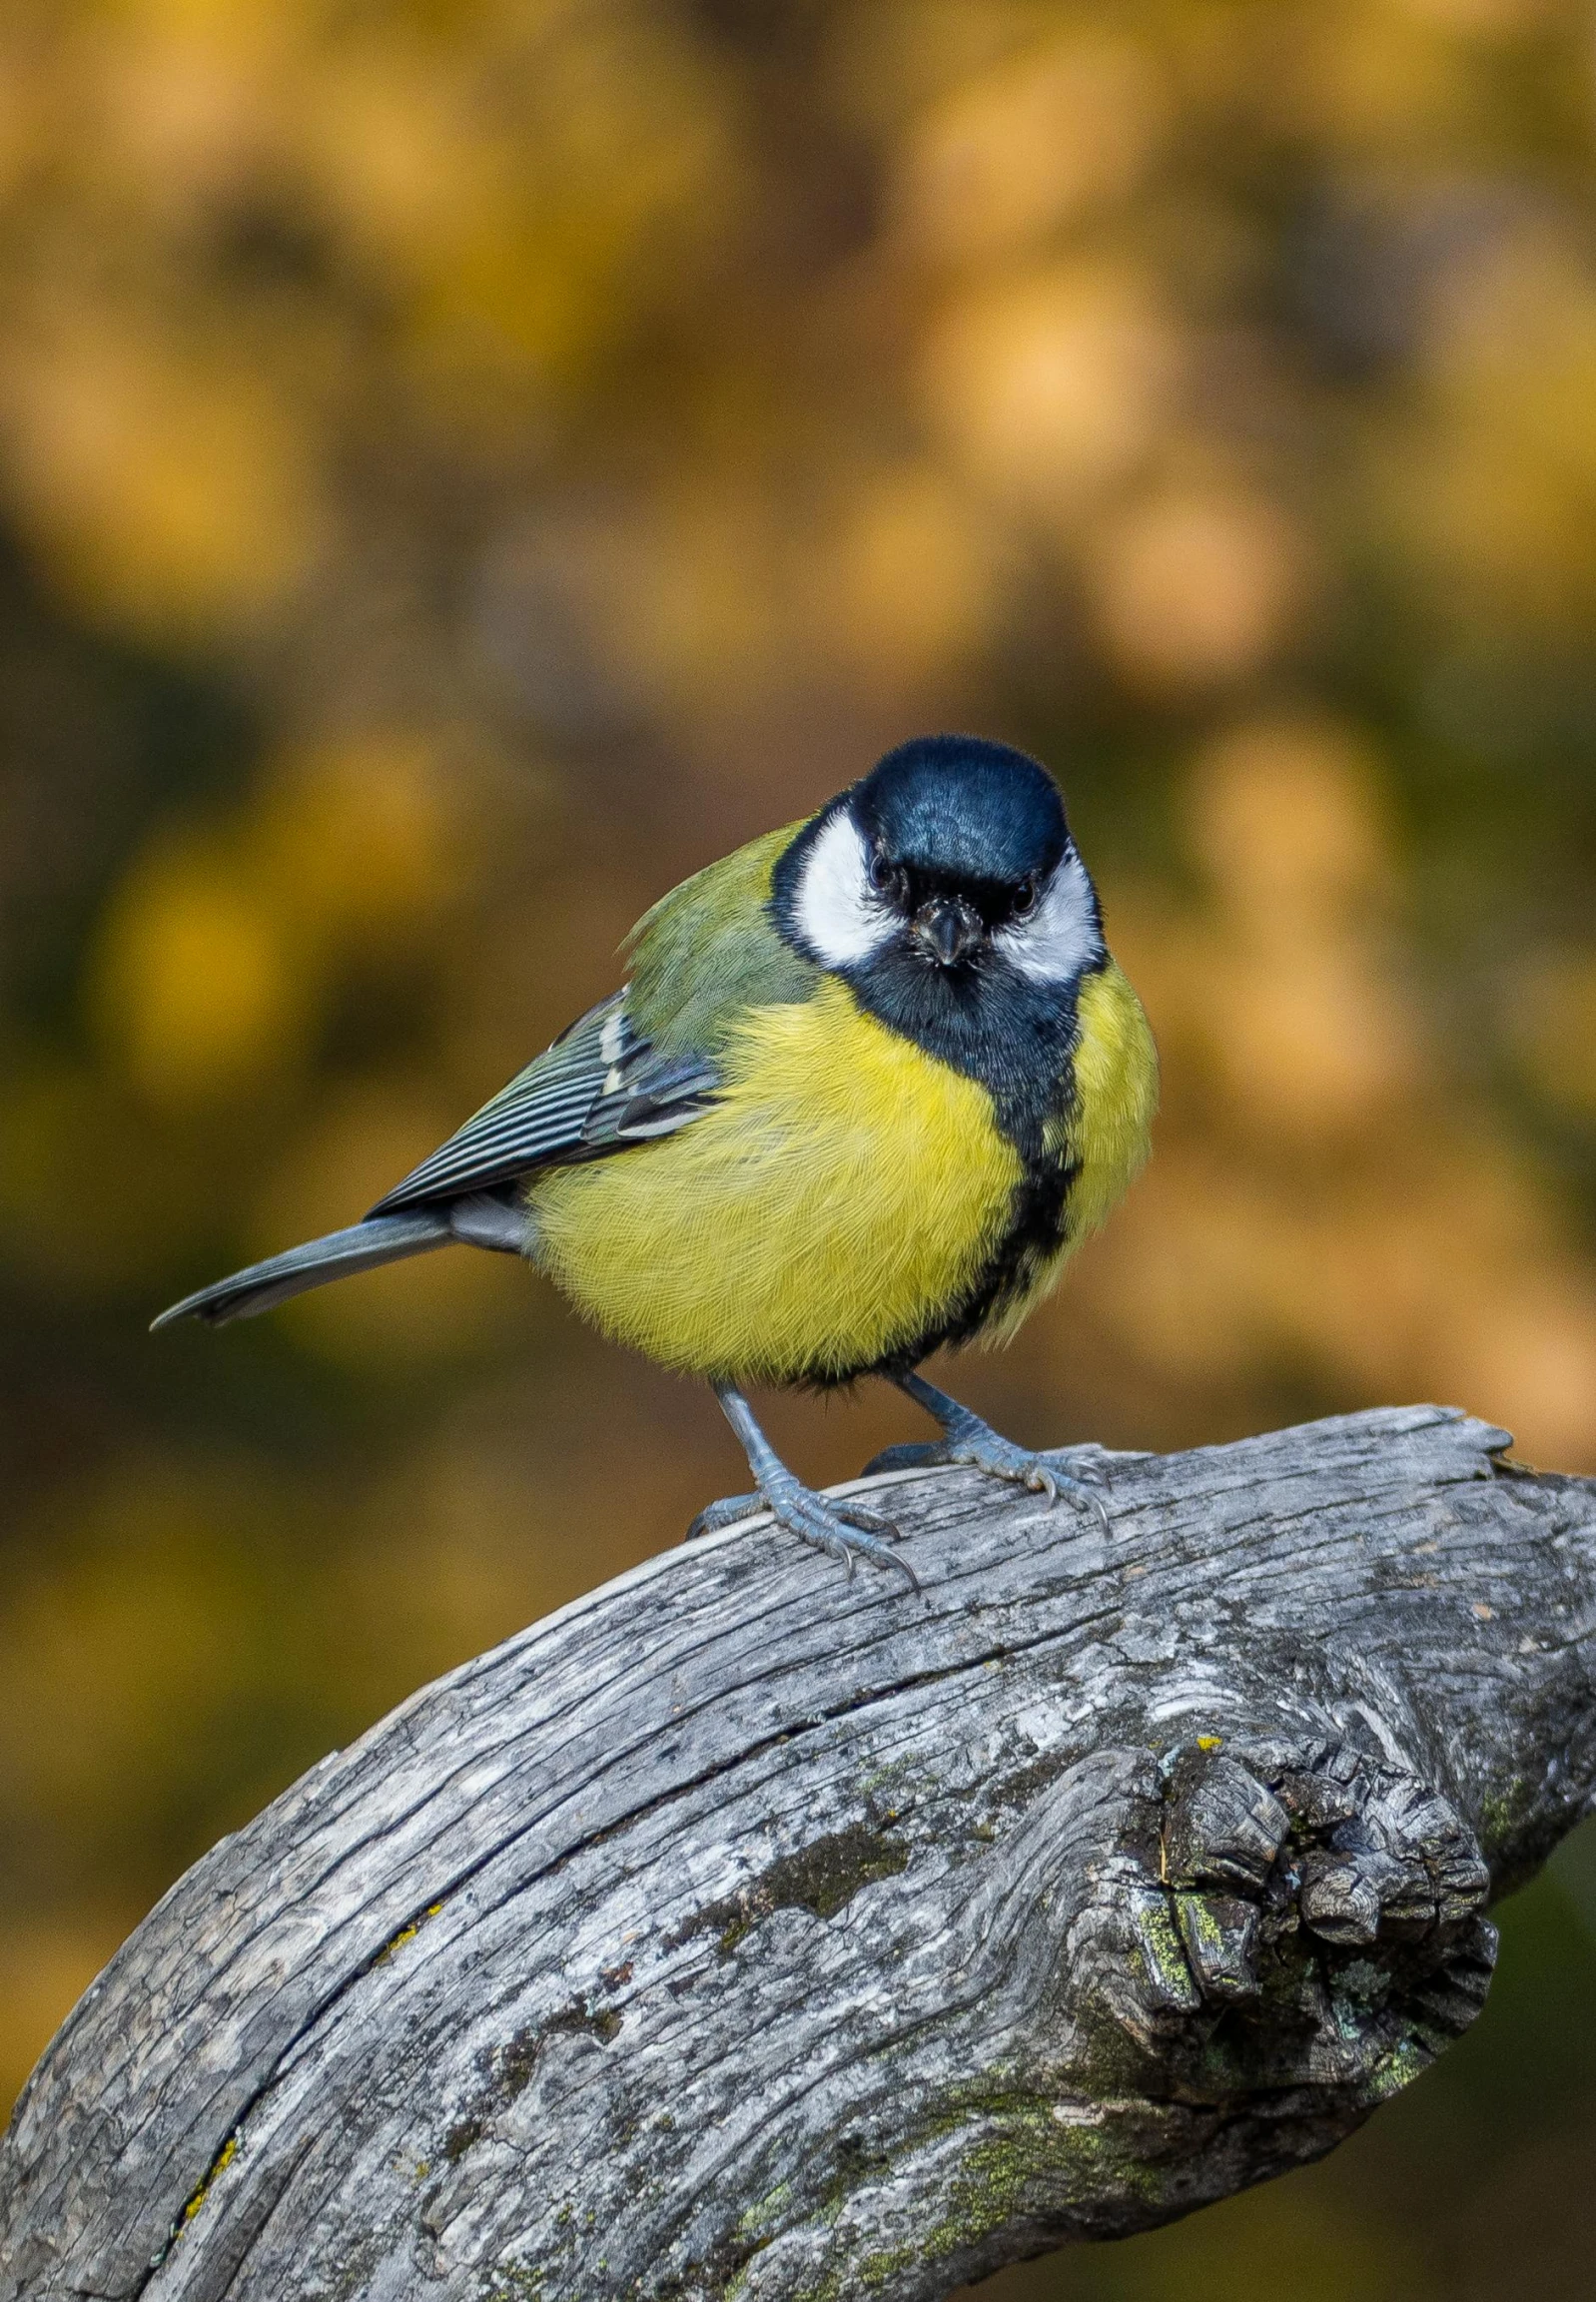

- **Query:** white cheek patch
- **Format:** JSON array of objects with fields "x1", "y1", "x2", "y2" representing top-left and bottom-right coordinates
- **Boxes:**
[
  {"x1": 995, "y1": 848, "x2": 1102, "y2": 983},
  {"x1": 792, "y1": 810, "x2": 897, "y2": 967}
]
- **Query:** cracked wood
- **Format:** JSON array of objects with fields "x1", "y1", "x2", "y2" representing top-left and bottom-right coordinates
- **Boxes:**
[{"x1": 2, "y1": 1406, "x2": 1594, "y2": 2301}]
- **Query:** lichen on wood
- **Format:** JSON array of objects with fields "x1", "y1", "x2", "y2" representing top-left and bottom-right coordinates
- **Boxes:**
[{"x1": 2, "y1": 1406, "x2": 1593, "y2": 2301}]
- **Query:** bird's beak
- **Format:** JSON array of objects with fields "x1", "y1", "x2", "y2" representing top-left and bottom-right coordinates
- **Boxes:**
[{"x1": 912, "y1": 895, "x2": 984, "y2": 967}]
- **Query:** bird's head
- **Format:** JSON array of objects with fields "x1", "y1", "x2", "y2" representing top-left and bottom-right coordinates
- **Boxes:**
[{"x1": 773, "y1": 735, "x2": 1104, "y2": 1000}]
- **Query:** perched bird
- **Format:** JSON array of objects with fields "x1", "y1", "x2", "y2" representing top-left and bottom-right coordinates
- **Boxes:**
[{"x1": 155, "y1": 735, "x2": 1157, "y2": 1589}]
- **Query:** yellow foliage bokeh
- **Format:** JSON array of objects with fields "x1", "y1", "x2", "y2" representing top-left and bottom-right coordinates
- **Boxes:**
[
  {"x1": 1, "y1": 5, "x2": 1594, "y2": 2290},
  {"x1": 89, "y1": 837, "x2": 312, "y2": 1106}
]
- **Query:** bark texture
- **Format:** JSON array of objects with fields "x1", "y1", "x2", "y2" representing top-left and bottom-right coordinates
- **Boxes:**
[{"x1": 3, "y1": 1405, "x2": 1595, "y2": 2302}]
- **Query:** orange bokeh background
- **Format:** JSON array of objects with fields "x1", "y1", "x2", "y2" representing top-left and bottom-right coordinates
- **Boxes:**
[{"x1": 1, "y1": 5, "x2": 1594, "y2": 2295}]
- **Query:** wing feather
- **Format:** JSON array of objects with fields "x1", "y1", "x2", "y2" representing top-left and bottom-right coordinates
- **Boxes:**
[{"x1": 367, "y1": 992, "x2": 720, "y2": 1215}]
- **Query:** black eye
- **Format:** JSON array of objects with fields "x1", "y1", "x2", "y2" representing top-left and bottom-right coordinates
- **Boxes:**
[
  {"x1": 868, "y1": 848, "x2": 895, "y2": 895},
  {"x1": 1014, "y1": 874, "x2": 1041, "y2": 920}
]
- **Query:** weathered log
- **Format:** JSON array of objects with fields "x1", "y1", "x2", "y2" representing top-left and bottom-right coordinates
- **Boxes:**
[{"x1": 3, "y1": 1405, "x2": 1593, "y2": 2302}]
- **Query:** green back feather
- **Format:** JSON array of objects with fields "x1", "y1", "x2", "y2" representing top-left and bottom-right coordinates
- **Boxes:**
[{"x1": 625, "y1": 819, "x2": 818, "y2": 1055}]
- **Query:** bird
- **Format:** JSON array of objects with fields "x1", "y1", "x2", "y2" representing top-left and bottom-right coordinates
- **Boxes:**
[{"x1": 154, "y1": 734, "x2": 1158, "y2": 1591}]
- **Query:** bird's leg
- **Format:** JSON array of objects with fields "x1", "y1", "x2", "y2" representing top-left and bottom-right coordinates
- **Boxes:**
[
  {"x1": 865, "y1": 1368, "x2": 1111, "y2": 1534},
  {"x1": 687, "y1": 1384, "x2": 921, "y2": 1592}
]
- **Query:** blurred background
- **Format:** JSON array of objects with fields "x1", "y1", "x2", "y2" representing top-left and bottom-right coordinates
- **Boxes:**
[{"x1": 1, "y1": 0, "x2": 1594, "y2": 2293}]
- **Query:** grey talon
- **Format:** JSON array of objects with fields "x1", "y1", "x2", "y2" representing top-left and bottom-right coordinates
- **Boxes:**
[
  {"x1": 887, "y1": 1368, "x2": 1110, "y2": 1531},
  {"x1": 685, "y1": 1491, "x2": 768, "y2": 1542},
  {"x1": 704, "y1": 1383, "x2": 921, "y2": 1592}
]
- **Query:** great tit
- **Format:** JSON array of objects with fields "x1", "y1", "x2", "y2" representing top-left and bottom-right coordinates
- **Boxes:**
[{"x1": 155, "y1": 735, "x2": 1158, "y2": 1589}]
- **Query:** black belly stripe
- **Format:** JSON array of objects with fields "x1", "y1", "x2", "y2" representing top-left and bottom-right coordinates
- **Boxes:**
[
  {"x1": 802, "y1": 1059, "x2": 1081, "y2": 1386},
  {"x1": 824, "y1": 955, "x2": 1097, "y2": 1383},
  {"x1": 803, "y1": 1145, "x2": 1076, "y2": 1388},
  {"x1": 865, "y1": 1136, "x2": 1079, "y2": 1377}
]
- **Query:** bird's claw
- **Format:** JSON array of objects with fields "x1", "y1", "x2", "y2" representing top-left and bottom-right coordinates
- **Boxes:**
[
  {"x1": 1066, "y1": 1470, "x2": 1113, "y2": 1539},
  {"x1": 686, "y1": 1479, "x2": 920, "y2": 1592},
  {"x1": 861, "y1": 1432, "x2": 1110, "y2": 1536},
  {"x1": 685, "y1": 1490, "x2": 763, "y2": 1541},
  {"x1": 1024, "y1": 1459, "x2": 1060, "y2": 1504}
]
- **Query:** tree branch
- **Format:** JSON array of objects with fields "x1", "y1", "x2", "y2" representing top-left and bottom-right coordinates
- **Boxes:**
[{"x1": 4, "y1": 1406, "x2": 1594, "y2": 2302}]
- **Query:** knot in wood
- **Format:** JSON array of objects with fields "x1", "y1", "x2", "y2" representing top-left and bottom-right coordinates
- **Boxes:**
[{"x1": 1065, "y1": 1731, "x2": 1496, "y2": 2114}]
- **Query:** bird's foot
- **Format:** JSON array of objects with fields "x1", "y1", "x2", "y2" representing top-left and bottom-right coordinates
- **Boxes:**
[
  {"x1": 686, "y1": 1473, "x2": 920, "y2": 1591},
  {"x1": 864, "y1": 1413, "x2": 1111, "y2": 1535},
  {"x1": 686, "y1": 1490, "x2": 764, "y2": 1540}
]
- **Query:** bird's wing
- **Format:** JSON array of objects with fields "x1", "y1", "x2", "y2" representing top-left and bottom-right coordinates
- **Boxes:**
[
  {"x1": 369, "y1": 818, "x2": 820, "y2": 1219},
  {"x1": 366, "y1": 992, "x2": 721, "y2": 1215}
]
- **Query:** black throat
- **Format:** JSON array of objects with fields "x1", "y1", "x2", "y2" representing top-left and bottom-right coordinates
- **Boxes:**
[{"x1": 841, "y1": 938, "x2": 1085, "y2": 1166}]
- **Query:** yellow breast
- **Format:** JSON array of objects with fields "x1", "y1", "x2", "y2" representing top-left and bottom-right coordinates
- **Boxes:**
[
  {"x1": 1062, "y1": 961, "x2": 1159, "y2": 1241},
  {"x1": 525, "y1": 978, "x2": 1022, "y2": 1384}
]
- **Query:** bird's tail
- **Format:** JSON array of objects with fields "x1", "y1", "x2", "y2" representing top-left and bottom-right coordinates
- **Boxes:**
[{"x1": 151, "y1": 1210, "x2": 453, "y2": 1330}]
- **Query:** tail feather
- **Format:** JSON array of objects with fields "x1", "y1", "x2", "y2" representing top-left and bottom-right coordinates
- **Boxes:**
[{"x1": 151, "y1": 1211, "x2": 452, "y2": 1330}]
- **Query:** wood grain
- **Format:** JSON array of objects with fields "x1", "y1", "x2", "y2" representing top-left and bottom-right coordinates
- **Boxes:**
[{"x1": 3, "y1": 1406, "x2": 1592, "y2": 2301}]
